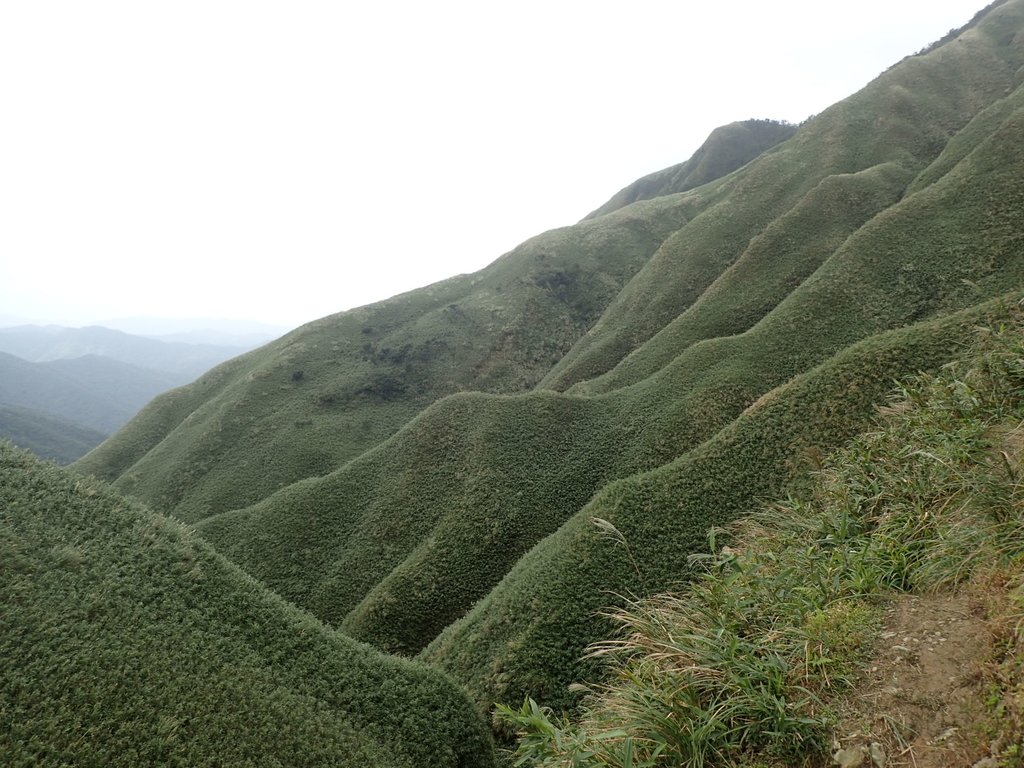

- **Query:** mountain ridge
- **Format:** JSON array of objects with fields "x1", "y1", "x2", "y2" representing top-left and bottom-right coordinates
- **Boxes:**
[
  {"x1": 69, "y1": 0, "x2": 1024, "y2": 747},
  {"x1": 582, "y1": 118, "x2": 798, "y2": 220},
  {"x1": 0, "y1": 441, "x2": 495, "y2": 766}
]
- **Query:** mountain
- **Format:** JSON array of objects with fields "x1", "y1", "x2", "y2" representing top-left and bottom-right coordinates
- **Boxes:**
[
  {"x1": 583, "y1": 118, "x2": 798, "y2": 220},
  {"x1": 0, "y1": 324, "x2": 250, "y2": 382},
  {"x1": 0, "y1": 442, "x2": 494, "y2": 766},
  {"x1": 75, "y1": 0, "x2": 1024, "y2": 736},
  {"x1": 0, "y1": 324, "x2": 260, "y2": 463},
  {"x1": 100, "y1": 316, "x2": 288, "y2": 347},
  {"x1": 0, "y1": 352, "x2": 181, "y2": 435},
  {"x1": 0, "y1": 404, "x2": 106, "y2": 464}
]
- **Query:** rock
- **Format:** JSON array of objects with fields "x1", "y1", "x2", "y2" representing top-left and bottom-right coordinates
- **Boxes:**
[
  {"x1": 833, "y1": 746, "x2": 866, "y2": 767},
  {"x1": 990, "y1": 733, "x2": 1009, "y2": 754},
  {"x1": 869, "y1": 742, "x2": 887, "y2": 768}
]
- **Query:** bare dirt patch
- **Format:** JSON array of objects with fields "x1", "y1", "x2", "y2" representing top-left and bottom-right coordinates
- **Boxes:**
[{"x1": 833, "y1": 591, "x2": 998, "y2": 768}]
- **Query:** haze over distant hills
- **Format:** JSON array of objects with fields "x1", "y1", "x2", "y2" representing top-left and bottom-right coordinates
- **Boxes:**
[
  {"x1": 99, "y1": 316, "x2": 288, "y2": 348},
  {"x1": 0, "y1": 324, "x2": 253, "y2": 380},
  {"x1": 7, "y1": 2, "x2": 1024, "y2": 763},
  {"x1": 0, "y1": 351, "x2": 182, "y2": 463},
  {"x1": 0, "y1": 404, "x2": 107, "y2": 465},
  {"x1": 0, "y1": 351, "x2": 181, "y2": 433},
  {"x1": 0, "y1": 323, "x2": 277, "y2": 463}
]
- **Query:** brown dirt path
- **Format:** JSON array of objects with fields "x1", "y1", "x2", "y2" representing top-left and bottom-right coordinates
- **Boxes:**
[{"x1": 832, "y1": 591, "x2": 1000, "y2": 768}]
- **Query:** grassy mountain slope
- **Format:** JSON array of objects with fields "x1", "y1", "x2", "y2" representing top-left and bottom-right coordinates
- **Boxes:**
[
  {"x1": 70, "y1": 0, "x2": 1024, "y2": 740},
  {"x1": 196, "y1": 1, "x2": 1024, "y2": 667},
  {"x1": 0, "y1": 351, "x2": 179, "y2": 434},
  {"x1": 0, "y1": 404, "x2": 106, "y2": 464},
  {"x1": 501, "y1": 319, "x2": 1024, "y2": 767},
  {"x1": 0, "y1": 324, "x2": 248, "y2": 381},
  {"x1": 0, "y1": 442, "x2": 494, "y2": 767},
  {"x1": 583, "y1": 119, "x2": 797, "y2": 220},
  {"x1": 77, "y1": 188, "x2": 715, "y2": 520},
  {"x1": 569, "y1": 78, "x2": 1024, "y2": 397},
  {"x1": 540, "y1": 2, "x2": 1024, "y2": 392},
  {"x1": 425, "y1": 296, "x2": 1024, "y2": 718}
]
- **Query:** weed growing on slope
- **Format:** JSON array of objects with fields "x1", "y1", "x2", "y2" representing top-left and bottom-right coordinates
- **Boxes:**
[{"x1": 498, "y1": 317, "x2": 1024, "y2": 767}]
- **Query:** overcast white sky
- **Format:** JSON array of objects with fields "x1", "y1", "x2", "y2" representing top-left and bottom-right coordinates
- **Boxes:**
[{"x1": 0, "y1": 1, "x2": 989, "y2": 330}]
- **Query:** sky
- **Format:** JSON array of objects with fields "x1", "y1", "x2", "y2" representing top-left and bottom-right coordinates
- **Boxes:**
[{"x1": 0, "y1": 0, "x2": 991, "y2": 331}]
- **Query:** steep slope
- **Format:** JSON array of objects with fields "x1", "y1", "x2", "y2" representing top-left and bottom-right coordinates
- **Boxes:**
[
  {"x1": 425, "y1": 296, "x2": 1024, "y2": 717},
  {"x1": 0, "y1": 442, "x2": 494, "y2": 767},
  {"x1": 583, "y1": 119, "x2": 797, "y2": 220},
  {"x1": 0, "y1": 324, "x2": 248, "y2": 381},
  {"x1": 76, "y1": 191, "x2": 709, "y2": 520},
  {"x1": 540, "y1": 0, "x2": 1024, "y2": 391},
  {"x1": 74, "y1": 110, "x2": 795, "y2": 522},
  {"x1": 500, "y1": 320, "x2": 1024, "y2": 766},
  {"x1": 196, "y1": 0, "x2": 1024, "y2": 664},
  {"x1": 0, "y1": 351, "x2": 179, "y2": 433},
  {"x1": 0, "y1": 404, "x2": 106, "y2": 464},
  {"x1": 73, "y1": 0, "x2": 1024, "y2": 735}
]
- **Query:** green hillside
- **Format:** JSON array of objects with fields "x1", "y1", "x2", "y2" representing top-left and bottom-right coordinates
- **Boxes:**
[
  {"x1": 583, "y1": 119, "x2": 797, "y2": 220},
  {"x1": 68, "y1": 0, "x2": 1024, "y2": 754},
  {"x1": 194, "y1": 0, "x2": 1024, "y2": 663},
  {"x1": 0, "y1": 442, "x2": 494, "y2": 767},
  {"x1": 76, "y1": 173, "x2": 719, "y2": 520},
  {"x1": 540, "y1": 1, "x2": 1024, "y2": 392},
  {"x1": 501, "y1": 317, "x2": 1024, "y2": 766},
  {"x1": 0, "y1": 404, "x2": 105, "y2": 464},
  {"x1": 424, "y1": 296, "x2": 1023, "y2": 717}
]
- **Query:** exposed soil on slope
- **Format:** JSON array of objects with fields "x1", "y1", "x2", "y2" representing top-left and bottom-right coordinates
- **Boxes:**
[{"x1": 833, "y1": 585, "x2": 1019, "y2": 768}]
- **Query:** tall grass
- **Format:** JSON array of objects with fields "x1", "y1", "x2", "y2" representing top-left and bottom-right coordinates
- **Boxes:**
[{"x1": 498, "y1": 317, "x2": 1024, "y2": 767}]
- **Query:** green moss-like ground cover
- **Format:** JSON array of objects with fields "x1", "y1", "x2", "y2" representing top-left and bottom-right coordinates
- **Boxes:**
[{"x1": 0, "y1": 444, "x2": 495, "y2": 767}]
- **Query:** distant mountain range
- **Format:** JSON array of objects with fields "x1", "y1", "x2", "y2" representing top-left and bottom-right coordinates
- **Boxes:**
[
  {"x1": 99, "y1": 316, "x2": 288, "y2": 347},
  {"x1": 0, "y1": 323, "x2": 273, "y2": 463},
  {"x1": 0, "y1": 324, "x2": 252, "y2": 380},
  {"x1": 0, "y1": 351, "x2": 179, "y2": 433}
]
